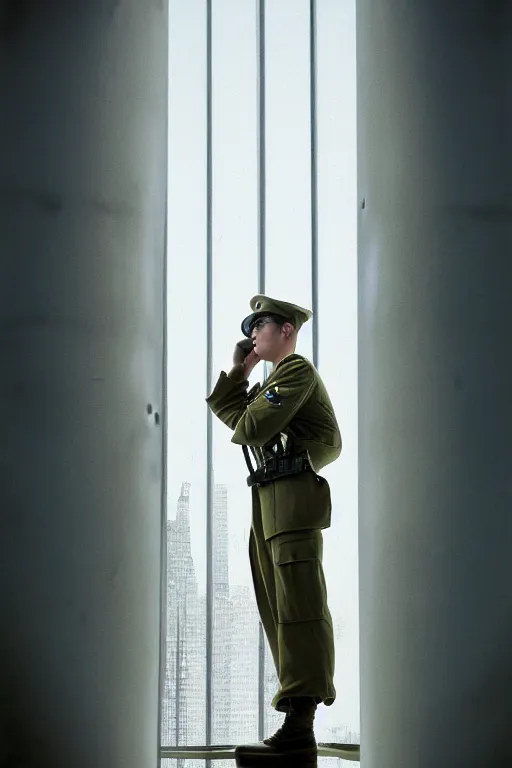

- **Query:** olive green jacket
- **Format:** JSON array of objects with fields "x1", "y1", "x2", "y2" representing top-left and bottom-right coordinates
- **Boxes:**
[{"x1": 206, "y1": 353, "x2": 342, "y2": 539}]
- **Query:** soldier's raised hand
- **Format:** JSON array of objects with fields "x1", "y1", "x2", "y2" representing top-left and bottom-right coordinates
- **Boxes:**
[
  {"x1": 233, "y1": 338, "x2": 255, "y2": 365},
  {"x1": 243, "y1": 347, "x2": 261, "y2": 377}
]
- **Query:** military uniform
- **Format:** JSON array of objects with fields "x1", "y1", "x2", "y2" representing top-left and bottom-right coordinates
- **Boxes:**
[{"x1": 206, "y1": 296, "x2": 342, "y2": 764}]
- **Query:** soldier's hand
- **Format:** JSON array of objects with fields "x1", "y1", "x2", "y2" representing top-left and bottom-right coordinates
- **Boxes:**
[
  {"x1": 233, "y1": 338, "x2": 254, "y2": 366},
  {"x1": 243, "y1": 348, "x2": 261, "y2": 376}
]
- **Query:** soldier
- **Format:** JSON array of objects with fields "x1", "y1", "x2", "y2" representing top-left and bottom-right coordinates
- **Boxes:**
[{"x1": 206, "y1": 295, "x2": 342, "y2": 766}]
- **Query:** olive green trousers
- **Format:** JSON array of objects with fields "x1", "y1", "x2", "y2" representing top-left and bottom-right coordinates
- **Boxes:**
[{"x1": 249, "y1": 485, "x2": 336, "y2": 713}]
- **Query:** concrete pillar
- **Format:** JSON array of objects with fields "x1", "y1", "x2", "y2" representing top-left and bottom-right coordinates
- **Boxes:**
[
  {"x1": 0, "y1": 3, "x2": 167, "y2": 767},
  {"x1": 358, "y1": 2, "x2": 512, "y2": 766}
]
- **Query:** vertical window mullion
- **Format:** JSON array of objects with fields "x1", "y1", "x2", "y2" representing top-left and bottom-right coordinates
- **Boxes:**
[
  {"x1": 256, "y1": 0, "x2": 267, "y2": 743},
  {"x1": 310, "y1": 0, "x2": 319, "y2": 369},
  {"x1": 205, "y1": 0, "x2": 213, "y2": 765},
  {"x1": 257, "y1": 0, "x2": 266, "y2": 298}
]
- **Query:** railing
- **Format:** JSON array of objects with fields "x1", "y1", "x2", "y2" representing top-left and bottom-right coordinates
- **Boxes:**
[{"x1": 161, "y1": 742, "x2": 360, "y2": 761}]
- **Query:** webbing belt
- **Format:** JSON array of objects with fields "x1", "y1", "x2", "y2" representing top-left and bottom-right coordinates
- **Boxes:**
[{"x1": 242, "y1": 449, "x2": 312, "y2": 488}]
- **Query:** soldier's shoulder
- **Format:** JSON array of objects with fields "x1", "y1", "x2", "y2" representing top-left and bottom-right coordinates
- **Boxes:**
[
  {"x1": 276, "y1": 353, "x2": 314, "y2": 371},
  {"x1": 273, "y1": 354, "x2": 317, "y2": 386}
]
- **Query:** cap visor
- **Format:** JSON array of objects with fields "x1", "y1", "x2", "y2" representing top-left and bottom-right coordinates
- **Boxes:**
[{"x1": 241, "y1": 312, "x2": 258, "y2": 337}]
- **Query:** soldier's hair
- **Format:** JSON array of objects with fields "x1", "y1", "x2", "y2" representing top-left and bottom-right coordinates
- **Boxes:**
[{"x1": 269, "y1": 314, "x2": 294, "y2": 328}]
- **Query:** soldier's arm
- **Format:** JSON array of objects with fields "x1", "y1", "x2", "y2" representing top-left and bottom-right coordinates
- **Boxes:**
[
  {"x1": 205, "y1": 364, "x2": 250, "y2": 429},
  {"x1": 231, "y1": 355, "x2": 315, "y2": 447}
]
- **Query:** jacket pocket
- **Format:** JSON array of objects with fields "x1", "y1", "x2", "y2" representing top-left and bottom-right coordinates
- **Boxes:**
[{"x1": 271, "y1": 472, "x2": 332, "y2": 538}]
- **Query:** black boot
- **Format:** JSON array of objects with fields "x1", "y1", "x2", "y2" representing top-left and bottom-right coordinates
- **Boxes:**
[{"x1": 235, "y1": 697, "x2": 318, "y2": 766}]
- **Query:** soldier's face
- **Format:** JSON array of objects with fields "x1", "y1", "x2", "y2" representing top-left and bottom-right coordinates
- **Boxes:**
[{"x1": 251, "y1": 316, "x2": 284, "y2": 362}]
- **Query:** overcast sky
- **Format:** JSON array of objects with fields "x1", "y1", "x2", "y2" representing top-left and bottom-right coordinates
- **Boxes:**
[{"x1": 166, "y1": 0, "x2": 358, "y2": 738}]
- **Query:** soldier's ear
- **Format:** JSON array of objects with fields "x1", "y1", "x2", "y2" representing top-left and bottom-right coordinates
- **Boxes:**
[{"x1": 282, "y1": 321, "x2": 295, "y2": 338}]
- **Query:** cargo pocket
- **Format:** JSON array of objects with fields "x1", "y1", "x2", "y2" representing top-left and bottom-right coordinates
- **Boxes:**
[{"x1": 272, "y1": 531, "x2": 327, "y2": 624}]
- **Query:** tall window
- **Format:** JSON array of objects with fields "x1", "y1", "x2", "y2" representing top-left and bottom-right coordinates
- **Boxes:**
[{"x1": 163, "y1": 1, "x2": 357, "y2": 765}]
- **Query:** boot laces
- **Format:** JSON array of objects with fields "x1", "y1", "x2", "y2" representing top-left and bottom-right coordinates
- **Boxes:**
[
  {"x1": 269, "y1": 713, "x2": 295, "y2": 742},
  {"x1": 264, "y1": 708, "x2": 314, "y2": 746}
]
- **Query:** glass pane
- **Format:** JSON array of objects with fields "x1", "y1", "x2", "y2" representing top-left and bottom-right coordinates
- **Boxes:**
[
  {"x1": 265, "y1": 0, "x2": 313, "y2": 362},
  {"x1": 162, "y1": 0, "x2": 207, "y2": 752},
  {"x1": 210, "y1": 0, "x2": 261, "y2": 750},
  {"x1": 315, "y1": 0, "x2": 359, "y2": 745},
  {"x1": 164, "y1": 0, "x2": 359, "y2": 757}
]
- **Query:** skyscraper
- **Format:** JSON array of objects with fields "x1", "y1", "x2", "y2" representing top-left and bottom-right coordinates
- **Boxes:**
[
  {"x1": 162, "y1": 482, "x2": 204, "y2": 758},
  {"x1": 212, "y1": 483, "x2": 231, "y2": 743},
  {"x1": 229, "y1": 586, "x2": 260, "y2": 744},
  {"x1": 163, "y1": 481, "x2": 234, "y2": 758},
  {"x1": 213, "y1": 484, "x2": 229, "y2": 598},
  {"x1": 264, "y1": 635, "x2": 285, "y2": 736}
]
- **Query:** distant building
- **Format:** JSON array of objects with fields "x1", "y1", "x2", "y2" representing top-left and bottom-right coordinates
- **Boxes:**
[
  {"x1": 213, "y1": 484, "x2": 229, "y2": 598},
  {"x1": 163, "y1": 482, "x2": 234, "y2": 756},
  {"x1": 229, "y1": 585, "x2": 260, "y2": 743},
  {"x1": 325, "y1": 723, "x2": 361, "y2": 749},
  {"x1": 162, "y1": 482, "x2": 204, "y2": 759},
  {"x1": 212, "y1": 483, "x2": 231, "y2": 743},
  {"x1": 264, "y1": 635, "x2": 285, "y2": 736}
]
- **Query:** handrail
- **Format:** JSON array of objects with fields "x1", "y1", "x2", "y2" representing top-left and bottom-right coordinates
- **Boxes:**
[{"x1": 160, "y1": 742, "x2": 360, "y2": 761}]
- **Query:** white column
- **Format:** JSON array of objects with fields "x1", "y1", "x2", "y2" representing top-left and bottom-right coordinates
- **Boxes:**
[
  {"x1": 357, "y1": 2, "x2": 512, "y2": 766},
  {"x1": 0, "y1": 3, "x2": 167, "y2": 766}
]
